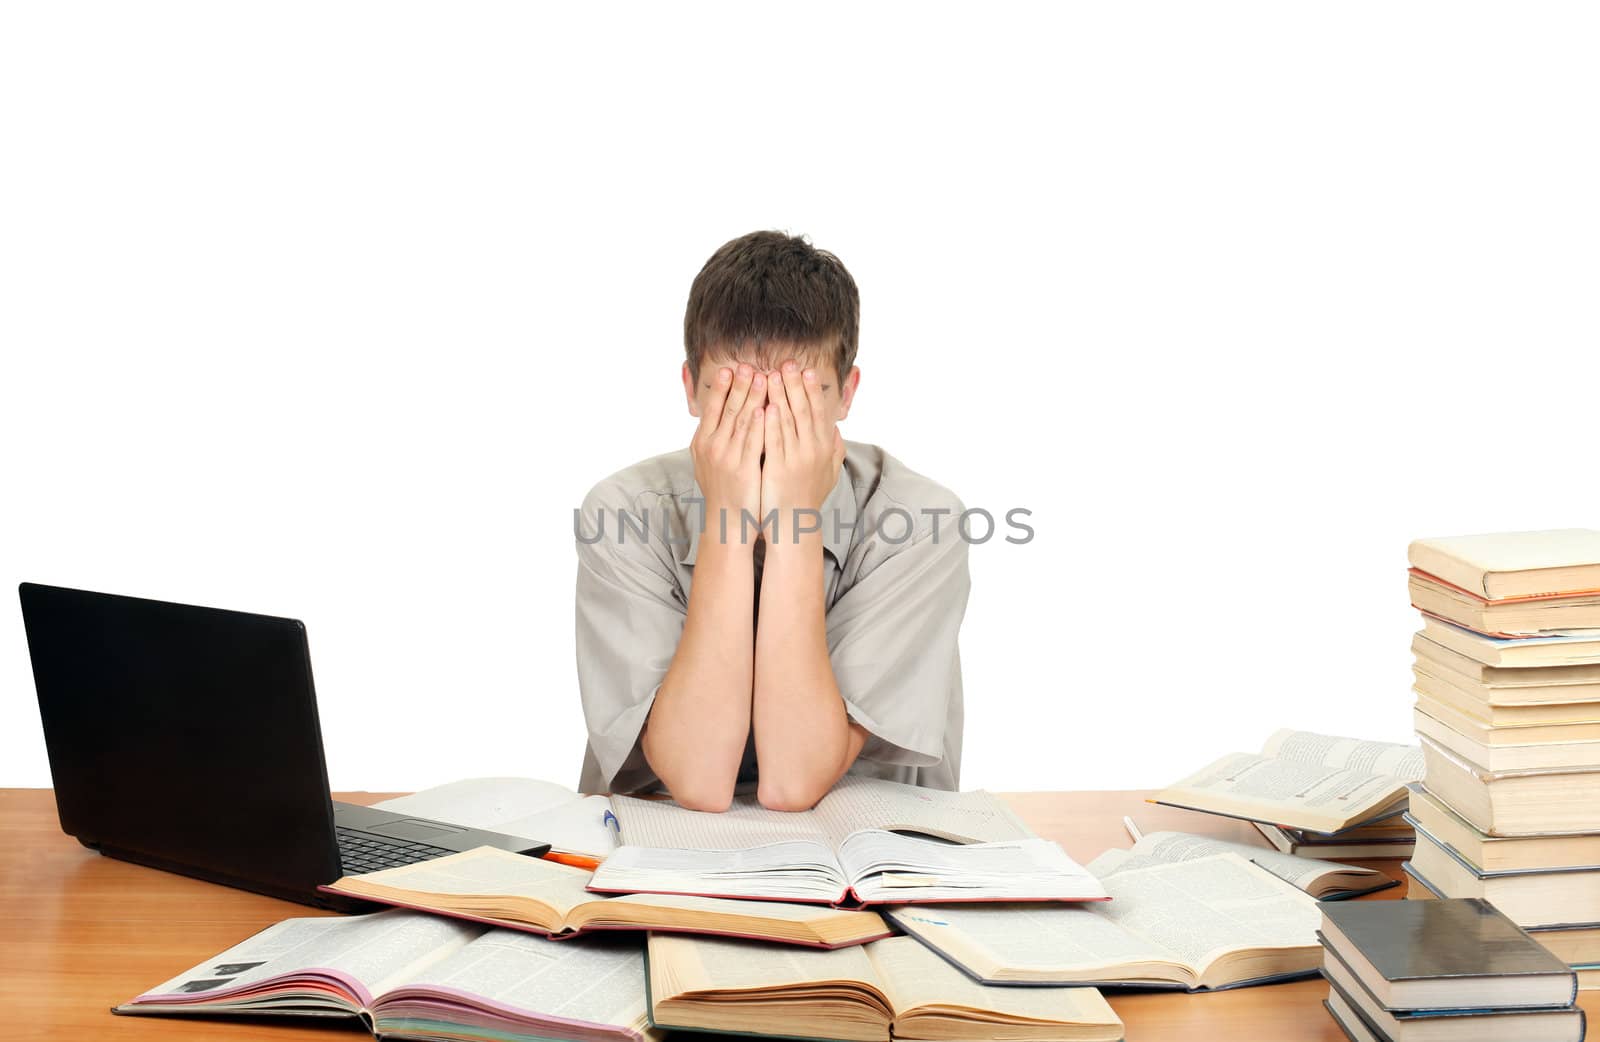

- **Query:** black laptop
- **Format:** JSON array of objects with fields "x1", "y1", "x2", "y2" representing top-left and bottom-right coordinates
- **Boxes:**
[{"x1": 18, "y1": 582, "x2": 549, "y2": 911}]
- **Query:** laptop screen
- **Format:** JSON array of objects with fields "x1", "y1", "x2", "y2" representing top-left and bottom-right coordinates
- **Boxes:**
[{"x1": 19, "y1": 583, "x2": 344, "y2": 898}]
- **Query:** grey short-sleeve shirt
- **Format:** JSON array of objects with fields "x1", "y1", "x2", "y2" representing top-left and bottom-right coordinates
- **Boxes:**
[{"x1": 573, "y1": 440, "x2": 970, "y2": 795}]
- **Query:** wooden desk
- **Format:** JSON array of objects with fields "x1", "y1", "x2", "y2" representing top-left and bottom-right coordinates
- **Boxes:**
[{"x1": 2, "y1": 788, "x2": 1592, "y2": 1041}]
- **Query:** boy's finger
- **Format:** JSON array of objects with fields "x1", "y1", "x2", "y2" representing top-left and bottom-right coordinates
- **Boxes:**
[
  {"x1": 802, "y1": 367, "x2": 828, "y2": 437},
  {"x1": 698, "y1": 366, "x2": 733, "y2": 436},
  {"x1": 731, "y1": 370, "x2": 766, "y2": 444},
  {"x1": 780, "y1": 361, "x2": 813, "y2": 440},
  {"x1": 759, "y1": 401, "x2": 779, "y2": 462},
  {"x1": 747, "y1": 405, "x2": 767, "y2": 463},
  {"x1": 718, "y1": 365, "x2": 756, "y2": 441},
  {"x1": 766, "y1": 369, "x2": 795, "y2": 452}
]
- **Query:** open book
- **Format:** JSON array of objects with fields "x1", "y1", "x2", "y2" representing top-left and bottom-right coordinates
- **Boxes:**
[
  {"x1": 1150, "y1": 729, "x2": 1424, "y2": 834},
  {"x1": 321, "y1": 846, "x2": 889, "y2": 948},
  {"x1": 374, "y1": 777, "x2": 617, "y2": 860},
  {"x1": 646, "y1": 933, "x2": 1123, "y2": 1042},
  {"x1": 114, "y1": 909, "x2": 656, "y2": 1042},
  {"x1": 1105, "y1": 829, "x2": 1396, "y2": 899},
  {"x1": 590, "y1": 776, "x2": 1106, "y2": 907},
  {"x1": 884, "y1": 852, "x2": 1323, "y2": 991}
]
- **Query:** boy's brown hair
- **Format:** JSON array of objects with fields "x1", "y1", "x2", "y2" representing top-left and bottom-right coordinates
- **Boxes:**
[{"x1": 683, "y1": 230, "x2": 860, "y2": 383}]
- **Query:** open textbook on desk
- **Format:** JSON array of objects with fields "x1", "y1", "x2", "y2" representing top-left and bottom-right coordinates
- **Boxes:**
[
  {"x1": 1151, "y1": 728, "x2": 1425, "y2": 835},
  {"x1": 884, "y1": 852, "x2": 1323, "y2": 991},
  {"x1": 321, "y1": 846, "x2": 890, "y2": 947},
  {"x1": 589, "y1": 776, "x2": 1107, "y2": 906},
  {"x1": 115, "y1": 909, "x2": 657, "y2": 1042},
  {"x1": 646, "y1": 933, "x2": 1123, "y2": 1042}
]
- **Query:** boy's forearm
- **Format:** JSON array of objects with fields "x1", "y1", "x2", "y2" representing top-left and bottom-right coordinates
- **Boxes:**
[
  {"x1": 643, "y1": 538, "x2": 753, "y2": 811},
  {"x1": 752, "y1": 531, "x2": 861, "y2": 811}
]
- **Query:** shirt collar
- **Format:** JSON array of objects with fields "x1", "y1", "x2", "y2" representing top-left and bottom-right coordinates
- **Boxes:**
[{"x1": 683, "y1": 464, "x2": 856, "y2": 568}]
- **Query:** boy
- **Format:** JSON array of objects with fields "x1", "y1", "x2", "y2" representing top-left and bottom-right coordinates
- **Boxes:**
[{"x1": 574, "y1": 230, "x2": 970, "y2": 811}]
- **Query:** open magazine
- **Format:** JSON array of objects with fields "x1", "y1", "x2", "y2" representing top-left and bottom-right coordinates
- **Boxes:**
[
  {"x1": 114, "y1": 909, "x2": 656, "y2": 1042},
  {"x1": 1151, "y1": 729, "x2": 1424, "y2": 835},
  {"x1": 590, "y1": 776, "x2": 1106, "y2": 906},
  {"x1": 884, "y1": 852, "x2": 1323, "y2": 991}
]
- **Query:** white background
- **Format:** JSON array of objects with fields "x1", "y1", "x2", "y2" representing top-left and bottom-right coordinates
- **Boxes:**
[{"x1": 3, "y1": 3, "x2": 1597, "y2": 793}]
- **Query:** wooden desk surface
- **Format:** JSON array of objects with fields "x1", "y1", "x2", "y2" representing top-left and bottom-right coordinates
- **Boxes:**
[{"x1": 2, "y1": 788, "x2": 1592, "y2": 1041}]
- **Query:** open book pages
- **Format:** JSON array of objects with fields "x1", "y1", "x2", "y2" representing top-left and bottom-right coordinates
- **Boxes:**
[
  {"x1": 590, "y1": 831, "x2": 1106, "y2": 906},
  {"x1": 115, "y1": 909, "x2": 656, "y2": 1042},
  {"x1": 321, "y1": 846, "x2": 889, "y2": 947},
  {"x1": 885, "y1": 852, "x2": 1322, "y2": 991},
  {"x1": 1096, "y1": 830, "x2": 1394, "y2": 899},
  {"x1": 596, "y1": 777, "x2": 1102, "y2": 906},
  {"x1": 646, "y1": 933, "x2": 1123, "y2": 1042},
  {"x1": 374, "y1": 778, "x2": 618, "y2": 859},
  {"x1": 611, "y1": 776, "x2": 1033, "y2": 850},
  {"x1": 1151, "y1": 729, "x2": 1423, "y2": 835}
]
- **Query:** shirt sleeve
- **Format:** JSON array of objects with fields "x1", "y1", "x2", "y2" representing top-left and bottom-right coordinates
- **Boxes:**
[
  {"x1": 825, "y1": 526, "x2": 970, "y2": 767},
  {"x1": 574, "y1": 529, "x2": 685, "y2": 794}
]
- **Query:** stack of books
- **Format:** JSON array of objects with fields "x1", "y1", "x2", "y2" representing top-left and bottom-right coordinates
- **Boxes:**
[
  {"x1": 1318, "y1": 897, "x2": 1585, "y2": 1042},
  {"x1": 1404, "y1": 529, "x2": 1600, "y2": 991}
]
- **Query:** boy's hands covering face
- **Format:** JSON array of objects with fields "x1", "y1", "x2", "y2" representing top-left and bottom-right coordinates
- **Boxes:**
[
  {"x1": 690, "y1": 363, "x2": 767, "y2": 521},
  {"x1": 761, "y1": 360, "x2": 845, "y2": 517}
]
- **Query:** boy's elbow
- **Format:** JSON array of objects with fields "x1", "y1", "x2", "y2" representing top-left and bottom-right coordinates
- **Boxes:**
[
  {"x1": 667, "y1": 778, "x2": 736, "y2": 813},
  {"x1": 757, "y1": 777, "x2": 827, "y2": 813}
]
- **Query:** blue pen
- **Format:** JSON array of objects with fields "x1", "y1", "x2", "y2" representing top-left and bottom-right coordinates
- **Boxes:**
[{"x1": 602, "y1": 809, "x2": 620, "y2": 835}]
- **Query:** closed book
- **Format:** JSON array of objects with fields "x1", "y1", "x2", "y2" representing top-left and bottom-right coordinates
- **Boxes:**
[
  {"x1": 1406, "y1": 785, "x2": 1600, "y2": 872},
  {"x1": 1410, "y1": 571, "x2": 1600, "y2": 637},
  {"x1": 1412, "y1": 633, "x2": 1600, "y2": 701},
  {"x1": 1252, "y1": 821, "x2": 1415, "y2": 861},
  {"x1": 1406, "y1": 824, "x2": 1600, "y2": 930},
  {"x1": 1413, "y1": 708, "x2": 1600, "y2": 774},
  {"x1": 1408, "y1": 530, "x2": 1600, "y2": 601},
  {"x1": 1420, "y1": 616, "x2": 1600, "y2": 668},
  {"x1": 1321, "y1": 965, "x2": 1584, "y2": 1042},
  {"x1": 1412, "y1": 667, "x2": 1600, "y2": 727},
  {"x1": 1319, "y1": 898, "x2": 1577, "y2": 1010},
  {"x1": 1420, "y1": 735, "x2": 1600, "y2": 835}
]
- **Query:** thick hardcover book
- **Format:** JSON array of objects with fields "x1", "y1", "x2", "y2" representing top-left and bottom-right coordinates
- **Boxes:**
[
  {"x1": 1407, "y1": 822, "x2": 1600, "y2": 930},
  {"x1": 1321, "y1": 948, "x2": 1584, "y2": 1042},
  {"x1": 320, "y1": 846, "x2": 891, "y2": 948},
  {"x1": 1319, "y1": 898, "x2": 1577, "y2": 1010}
]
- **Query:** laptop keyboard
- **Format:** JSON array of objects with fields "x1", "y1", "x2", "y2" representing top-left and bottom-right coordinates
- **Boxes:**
[{"x1": 336, "y1": 826, "x2": 456, "y2": 875}]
